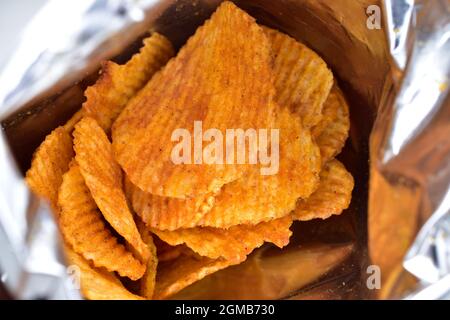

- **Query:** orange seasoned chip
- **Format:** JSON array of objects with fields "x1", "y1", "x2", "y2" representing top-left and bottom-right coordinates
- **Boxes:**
[
  {"x1": 158, "y1": 247, "x2": 182, "y2": 262},
  {"x1": 264, "y1": 26, "x2": 333, "y2": 128},
  {"x1": 83, "y1": 33, "x2": 174, "y2": 132},
  {"x1": 313, "y1": 86, "x2": 350, "y2": 163},
  {"x1": 154, "y1": 253, "x2": 241, "y2": 300},
  {"x1": 26, "y1": 127, "x2": 74, "y2": 212},
  {"x1": 73, "y1": 117, "x2": 149, "y2": 262},
  {"x1": 126, "y1": 177, "x2": 215, "y2": 231},
  {"x1": 59, "y1": 164, "x2": 145, "y2": 280},
  {"x1": 112, "y1": 1, "x2": 276, "y2": 198},
  {"x1": 25, "y1": 5, "x2": 354, "y2": 301},
  {"x1": 138, "y1": 224, "x2": 158, "y2": 299},
  {"x1": 63, "y1": 110, "x2": 84, "y2": 132},
  {"x1": 197, "y1": 107, "x2": 321, "y2": 228},
  {"x1": 64, "y1": 245, "x2": 143, "y2": 300},
  {"x1": 292, "y1": 159, "x2": 354, "y2": 221},
  {"x1": 153, "y1": 216, "x2": 293, "y2": 262},
  {"x1": 152, "y1": 236, "x2": 185, "y2": 262}
]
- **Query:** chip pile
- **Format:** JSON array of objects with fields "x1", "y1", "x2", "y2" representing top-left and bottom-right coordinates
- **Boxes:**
[{"x1": 25, "y1": 1, "x2": 354, "y2": 300}]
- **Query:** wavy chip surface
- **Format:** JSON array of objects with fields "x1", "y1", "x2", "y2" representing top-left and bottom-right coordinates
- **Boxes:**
[
  {"x1": 264, "y1": 26, "x2": 333, "y2": 128},
  {"x1": 313, "y1": 86, "x2": 350, "y2": 163},
  {"x1": 64, "y1": 245, "x2": 143, "y2": 300},
  {"x1": 59, "y1": 164, "x2": 145, "y2": 280},
  {"x1": 138, "y1": 224, "x2": 158, "y2": 299},
  {"x1": 292, "y1": 159, "x2": 354, "y2": 221},
  {"x1": 126, "y1": 178, "x2": 215, "y2": 231},
  {"x1": 83, "y1": 33, "x2": 174, "y2": 132},
  {"x1": 153, "y1": 236, "x2": 184, "y2": 262},
  {"x1": 26, "y1": 127, "x2": 74, "y2": 212},
  {"x1": 63, "y1": 110, "x2": 84, "y2": 132},
  {"x1": 112, "y1": 2, "x2": 276, "y2": 198},
  {"x1": 73, "y1": 117, "x2": 149, "y2": 262},
  {"x1": 154, "y1": 253, "x2": 241, "y2": 300},
  {"x1": 153, "y1": 216, "x2": 292, "y2": 262},
  {"x1": 197, "y1": 107, "x2": 321, "y2": 228},
  {"x1": 24, "y1": 1, "x2": 355, "y2": 300}
]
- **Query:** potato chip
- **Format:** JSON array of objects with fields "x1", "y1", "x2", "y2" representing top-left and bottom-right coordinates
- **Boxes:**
[
  {"x1": 311, "y1": 91, "x2": 336, "y2": 139},
  {"x1": 154, "y1": 253, "x2": 241, "y2": 300},
  {"x1": 153, "y1": 216, "x2": 293, "y2": 262},
  {"x1": 25, "y1": 127, "x2": 74, "y2": 212},
  {"x1": 83, "y1": 33, "x2": 174, "y2": 132},
  {"x1": 158, "y1": 247, "x2": 182, "y2": 262},
  {"x1": 112, "y1": 1, "x2": 276, "y2": 198},
  {"x1": 74, "y1": 117, "x2": 149, "y2": 262},
  {"x1": 197, "y1": 107, "x2": 321, "y2": 228},
  {"x1": 292, "y1": 159, "x2": 354, "y2": 221},
  {"x1": 126, "y1": 177, "x2": 215, "y2": 231},
  {"x1": 154, "y1": 238, "x2": 183, "y2": 262},
  {"x1": 264, "y1": 26, "x2": 333, "y2": 128},
  {"x1": 63, "y1": 110, "x2": 84, "y2": 132},
  {"x1": 138, "y1": 223, "x2": 158, "y2": 299},
  {"x1": 59, "y1": 164, "x2": 145, "y2": 280},
  {"x1": 64, "y1": 245, "x2": 143, "y2": 300},
  {"x1": 313, "y1": 86, "x2": 350, "y2": 163}
]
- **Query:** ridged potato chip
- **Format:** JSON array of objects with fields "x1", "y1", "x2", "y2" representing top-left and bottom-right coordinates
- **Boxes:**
[
  {"x1": 112, "y1": 1, "x2": 276, "y2": 198},
  {"x1": 292, "y1": 159, "x2": 354, "y2": 221},
  {"x1": 153, "y1": 216, "x2": 293, "y2": 262},
  {"x1": 158, "y1": 247, "x2": 182, "y2": 262},
  {"x1": 126, "y1": 177, "x2": 215, "y2": 231},
  {"x1": 63, "y1": 110, "x2": 84, "y2": 132},
  {"x1": 59, "y1": 164, "x2": 145, "y2": 280},
  {"x1": 138, "y1": 224, "x2": 158, "y2": 299},
  {"x1": 311, "y1": 90, "x2": 337, "y2": 138},
  {"x1": 64, "y1": 245, "x2": 143, "y2": 300},
  {"x1": 154, "y1": 253, "x2": 241, "y2": 300},
  {"x1": 74, "y1": 117, "x2": 149, "y2": 262},
  {"x1": 26, "y1": 127, "x2": 74, "y2": 212},
  {"x1": 152, "y1": 236, "x2": 184, "y2": 262},
  {"x1": 313, "y1": 86, "x2": 350, "y2": 163},
  {"x1": 264, "y1": 26, "x2": 333, "y2": 128},
  {"x1": 23, "y1": 2, "x2": 356, "y2": 300},
  {"x1": 83, "y1": 33, "x2": 174, "y2": 132},
  {"x1": 197, "y1": 107, "x2": 321, "y2": 228}
]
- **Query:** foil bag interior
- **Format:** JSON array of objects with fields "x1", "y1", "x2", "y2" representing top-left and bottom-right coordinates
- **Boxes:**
[{"x1": 0, "y1": 0, "x2": 448, "y2": 299}]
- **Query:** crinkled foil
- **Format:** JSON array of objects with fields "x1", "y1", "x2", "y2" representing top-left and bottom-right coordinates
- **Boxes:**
[
  {"x1": 370, "y1": 0, "x2": 450, "y2": 299},
  {"x1": 0, "y1": 0, "x2": 448, "y2": 299}
]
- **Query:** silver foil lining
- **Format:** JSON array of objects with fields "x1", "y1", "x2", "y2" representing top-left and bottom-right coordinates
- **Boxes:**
[{"x1": 377, "y1": 0, "x2": 450, "y2": 298}]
